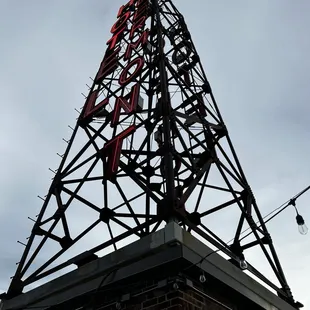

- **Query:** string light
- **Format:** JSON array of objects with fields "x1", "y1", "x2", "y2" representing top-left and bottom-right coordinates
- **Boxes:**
[
  {"x1": 183, "y1": 186, "x2": 310, "y2": 285},
  {"x1": 291, "y1": 199, "x2": 308, "y2": 235},
  {"x1": 199, "y1": 271, "x2": 207, "y2": 283},
  {"x1": 239, "y1": 254, "x2": 248, "y2": 270},
  {"x1": 173, "y1": 282, "x2": 179, "y2": 290}
]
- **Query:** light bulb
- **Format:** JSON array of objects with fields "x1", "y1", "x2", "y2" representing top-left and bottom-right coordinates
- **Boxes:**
[
  {"x1": 173, "y1": 282, "x2": 179, "y2": 290},
  {"x1": 239, "y1": 258, "x2": 248, "y2": 270},
  {"x1": 296, "y1": 215, "x2": 308, "y2": 235},
  {"x1": 199, "y1": 272, "x2": 206, "y2": 283},
  {"x1": 298, "y1": 223, "x2": 308, "y2": 235}
]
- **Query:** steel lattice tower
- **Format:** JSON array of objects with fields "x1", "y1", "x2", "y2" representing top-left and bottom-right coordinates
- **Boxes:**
[{"x1": 4, "y1": 0, "x2": 299, "y2": 307}]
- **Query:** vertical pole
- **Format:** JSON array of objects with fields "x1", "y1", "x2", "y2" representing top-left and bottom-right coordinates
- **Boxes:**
[{"x1": 152, "y1": 0, "x2": 176, "y2": 218}]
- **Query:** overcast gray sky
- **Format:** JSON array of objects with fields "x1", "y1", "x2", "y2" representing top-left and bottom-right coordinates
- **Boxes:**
[{"x1": 0, "y1": 0, "x2": 310, "y2": 308}]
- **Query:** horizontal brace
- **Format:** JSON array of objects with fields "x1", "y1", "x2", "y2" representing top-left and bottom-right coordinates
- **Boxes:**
[{"x1": 200, "y1": 196, "x2": 242, "y2": 217}]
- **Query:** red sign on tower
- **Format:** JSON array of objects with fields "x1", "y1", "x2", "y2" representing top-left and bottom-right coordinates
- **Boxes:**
[{"x1": 80, "y1": 0, "x2": 150, "y2": 181}]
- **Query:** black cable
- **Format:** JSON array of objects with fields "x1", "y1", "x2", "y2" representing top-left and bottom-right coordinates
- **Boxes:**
[
  {"x1": 80, "y1": 268, "x2": 118, "y2": 310},
  {"x1": 183, "y1": 249, "x2": 221, "y2": 271},
  {"x1": 182, "y1": 185, "x2": 310, "y2": 273},
  {"x1": 238, "y1": 185, "x2": 310, "y2": 242},
  {"x1": 235, "y1": 200, "x2": 291, "y2": 244}
]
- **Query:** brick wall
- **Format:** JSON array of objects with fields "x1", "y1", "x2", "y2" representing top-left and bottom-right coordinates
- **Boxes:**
[
  {"x1": 97, "y1": 282, "x2": 233, "y2": 310},
  {"x1": 89, "y1": 274, "x2": 262, "y2": 310},
  {"x1": 136, "y1": 288, "x2": 230, "y2": 310}
]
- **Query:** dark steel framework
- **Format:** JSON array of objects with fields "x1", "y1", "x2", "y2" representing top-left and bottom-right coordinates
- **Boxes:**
[{"x1": 5, "y1": 0, "x2": 298, "y2": 307}]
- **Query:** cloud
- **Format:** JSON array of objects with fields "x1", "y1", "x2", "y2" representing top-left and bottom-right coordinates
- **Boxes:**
[{"x1": 0, "y1": 0, "x2": 309, "y2": 308}]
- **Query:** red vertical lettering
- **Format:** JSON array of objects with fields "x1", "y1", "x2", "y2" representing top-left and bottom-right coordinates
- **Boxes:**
[
  {"x1": 95, "y1": 47, "x2": 120, "y2": 84},
  {"x1": 133, "y1": 2, "x2": 149, "y2": 22},
  {"x1": 117, "y1": 0, "x2": 136, "y2": 18},
  {"x1": 80, "y1": 90, "x2": 109, "y2": 123},
  {"x1": 103, "y1": 125, "x2": 136, "y2": 180},
  {"x1": 124, "y1": 30, "x2": 149, "y2": 60},
  {"x1": 107, "y1": 27, "x2": 126, "y2": 50},
  {"x1": 111, "y1": 11, "x2": 131, "y2": 34},
  {"x1": 111, "y1": 83, "x2": 140, "y2": 127},
  {"x1": 119, "y1": 57, "x2": 144, "y2": 86},
  {"x1": 130, "y1": 16, "x2": 147, "y2": 39}
]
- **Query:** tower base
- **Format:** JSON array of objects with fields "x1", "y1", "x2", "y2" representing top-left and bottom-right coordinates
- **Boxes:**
[{"x1": 0, "y1": 222, "x2": 298, "y2": 310}]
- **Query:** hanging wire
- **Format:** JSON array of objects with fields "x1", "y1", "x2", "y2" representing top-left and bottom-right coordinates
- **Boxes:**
[
  {"x1": 183, "y1": 249, "x2": 221, "y2": 271},
  {"x1": 237, "y1": 185, "x2": 310, "y2": 243},
  {"x1": 183, "y1": 185, "x2": 310, "y2": 273}
]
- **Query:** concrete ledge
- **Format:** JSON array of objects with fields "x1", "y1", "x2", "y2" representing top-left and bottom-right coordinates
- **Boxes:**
[
  {"x1": 181, "y1": 228, "x2": 295, "y2": 310},
  {"x1": 0, "y1": 222, "x2": 297, "y2": 310}
]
